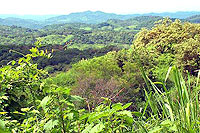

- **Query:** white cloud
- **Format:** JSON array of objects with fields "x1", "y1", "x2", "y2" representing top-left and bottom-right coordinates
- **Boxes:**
[{"x1": 0, "y1": 0, "x2": 199, "y2": 15}]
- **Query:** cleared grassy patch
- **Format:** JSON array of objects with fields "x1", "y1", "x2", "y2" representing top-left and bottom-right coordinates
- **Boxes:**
[{"x1": 38, "y1": 35, "x2": 74, "y2": 45}]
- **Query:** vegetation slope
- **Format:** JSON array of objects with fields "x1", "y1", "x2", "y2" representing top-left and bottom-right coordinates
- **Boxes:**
[{"x1": 0, "y1": 18, "x2": 200, "y2": 132}]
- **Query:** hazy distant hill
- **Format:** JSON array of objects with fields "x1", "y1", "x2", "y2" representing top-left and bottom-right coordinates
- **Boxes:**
[
  {"x1": 143, "y1": 11, "x2": 200, "y2": 19},
  {"x1": 186, "y1": 15, "x2": 200, "y2": 23},
  {"x1": 0, "y1": 14, "x2": 199, "y2": 46},
  {"x1": 0, "y1": 17, "x2": 44, "y2": 29},
  {"x1": 0, "y1": 14, "x2": 59, "y2": 21},
  {"x1": 43, "y1": 16, "x2": 164, "y2": 32},
  {"x1": 93, "y1": 16, "x2": 163, "y2": 31},
  {"x1": 0, "y1": 15, "x2": 164, "y2": 46},
  {"x1": 0, "y1": 11, "x2": 200, "y2": 29},
  {"x1": 46, "y1": 11, "x2": 135, "y2": 24},
  {"x1": 46, "y1": 11, "x2": 200, "y2": 24}
]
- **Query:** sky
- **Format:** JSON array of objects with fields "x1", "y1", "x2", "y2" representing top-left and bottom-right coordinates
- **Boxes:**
[{"x1": 0, "y1": 0, "x2": 200, "y2": 15}]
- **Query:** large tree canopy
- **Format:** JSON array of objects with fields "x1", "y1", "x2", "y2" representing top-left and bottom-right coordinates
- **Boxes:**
[{"x1": 133, "y1": 18, "x2": 200, "y2": 76}]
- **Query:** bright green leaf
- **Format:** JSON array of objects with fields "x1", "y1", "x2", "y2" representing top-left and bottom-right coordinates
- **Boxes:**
[
  {"x1": 40, "y1": 96, "x2": 51, "y2": 111},
  {"x1": 123, "y1": 103, "x2": 132, "y2": 109},
  {"x1": 90, "y1": 123, "x2": 105, "y2": 133},
  {"x1": 44, "y1": 119, "x2": 58, "y2": 131},
  {"x1": 21, "y1": 108, "x2": 30, "y2": 112},
  {"x1": 149, "y1": 126, "x2": 162, "y2": 133},
  {"x1": 0, "y1": 119, "x2": 5, "y2": 130},
  {"x1": 0, "y1": 112, "x2": 8, "y2": 115}
]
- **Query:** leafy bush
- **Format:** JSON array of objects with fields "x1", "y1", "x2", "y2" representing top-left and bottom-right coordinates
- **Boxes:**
[
  {"x1": 47, "y1": 50, "x2": 145, "y2": 110},
  {"x1": 0, "y1": 45, "x2": 134, "y2": 132}
]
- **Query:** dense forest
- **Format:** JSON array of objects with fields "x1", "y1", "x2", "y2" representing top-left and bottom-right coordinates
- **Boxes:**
[
  {"x1": 0, "y1": 16, "x2": 164, "y2": 72},
  {"x1": 0, "y1": 16, "x2": 163, "y2": 46},
  {"x1": 0, "y1": 12, "x2": 200, "y2": 132}
]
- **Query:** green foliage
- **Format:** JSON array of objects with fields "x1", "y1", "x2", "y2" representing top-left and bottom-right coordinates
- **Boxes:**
[
  {"x1": 0, "y1": 25, "x2": 39, "y2": 45},
  {"x1": 0, "y1": 44, "x2": 121, "y2": 72},
  {"x1": 0, "y1": 45, "x2": 135, "y2": 132},
  {"x1": 0, "y1": 43, "x2": 51, "y2": 131},
  {"x1": 81, "y1": 99, "x2": 133, "y2": 132},
  {"x1": 134, "y1": 18, "x2": 200, "y2": 79},
  {"x1": 152, "y1": 53, "x2": 175, "y2": 81},
  {"x1": 39, "y1": 34, "x2": 74, "y2": 45},
  {"x1": 1, "y1": 18, "x2": 200, "y2": 132},
  {"x1": 0, "y1": 16, "x2": 163, "y2": 46},
  {"x1": 2, "y1": 47, "x2": 200, "y2": 132},
  {"x1": 47, "y1": 49, "x2": 145, "y2": 110},
  {"x1": 174, "y1": 38, "x2": 200, "y2": 74},
  {"x1": 134, "y1": 66, "x2": 200, "y2": 132}
]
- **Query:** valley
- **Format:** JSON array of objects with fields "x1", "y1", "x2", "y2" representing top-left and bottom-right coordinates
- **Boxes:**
[{"x1": 0, "y1": 11, "x2": 200, "y2": 132}]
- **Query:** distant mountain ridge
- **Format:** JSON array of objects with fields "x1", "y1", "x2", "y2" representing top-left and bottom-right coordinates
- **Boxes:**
[
  {"x1": 46, "y1": 11, "x2": 135, "y2": 24},
  {"x1": 46, "y1": 11, "x2": 200, "y2": 24},
  {"x1": 0, "y1": 17, "x2": 44, "y2": 29},
  {"x1": 140, "y1": 11, "x2": 200, "y2": 19},
  {"x1": 186, "y1": 15, "x2": 200, "y2": 23},
  {"x1": 0, "y1": 14, "x2": 59, "y2": 21},
  {"x1": 0, "y1": 11, "x2": 200, "y2": 29}
]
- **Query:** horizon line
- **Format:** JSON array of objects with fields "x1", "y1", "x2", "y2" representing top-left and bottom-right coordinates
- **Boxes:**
[{"x1": 0, "y1": 10, "x2": 200, "y2": 16}]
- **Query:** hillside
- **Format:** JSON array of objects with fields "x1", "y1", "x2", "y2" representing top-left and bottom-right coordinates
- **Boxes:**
[
  {"x1": 0, "y1": 16, "x2": 164, "y2": 47},
  {"x1": 186, "y1": 15, "x2": 200, "y2": 23},
  {"x1": 0, "y1": 17, "x2": 44, "y2": 29},
  {"x1": 104, "y1": 16, "x2": 163, "y2": 30},
  {"x1": 0, "y1": 15, "x2": 166, "y2": 73},
  {"x1": 0, "y1": 25, "x2": 41, "y2": 45},
  {"x1": 1, "y1": 18, "x2": 200, "y2": 132}
]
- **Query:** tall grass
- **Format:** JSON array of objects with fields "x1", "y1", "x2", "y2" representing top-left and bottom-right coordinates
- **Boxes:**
[{"x1": 133, "y1": 66, "x2": 200, "y2": 132}]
